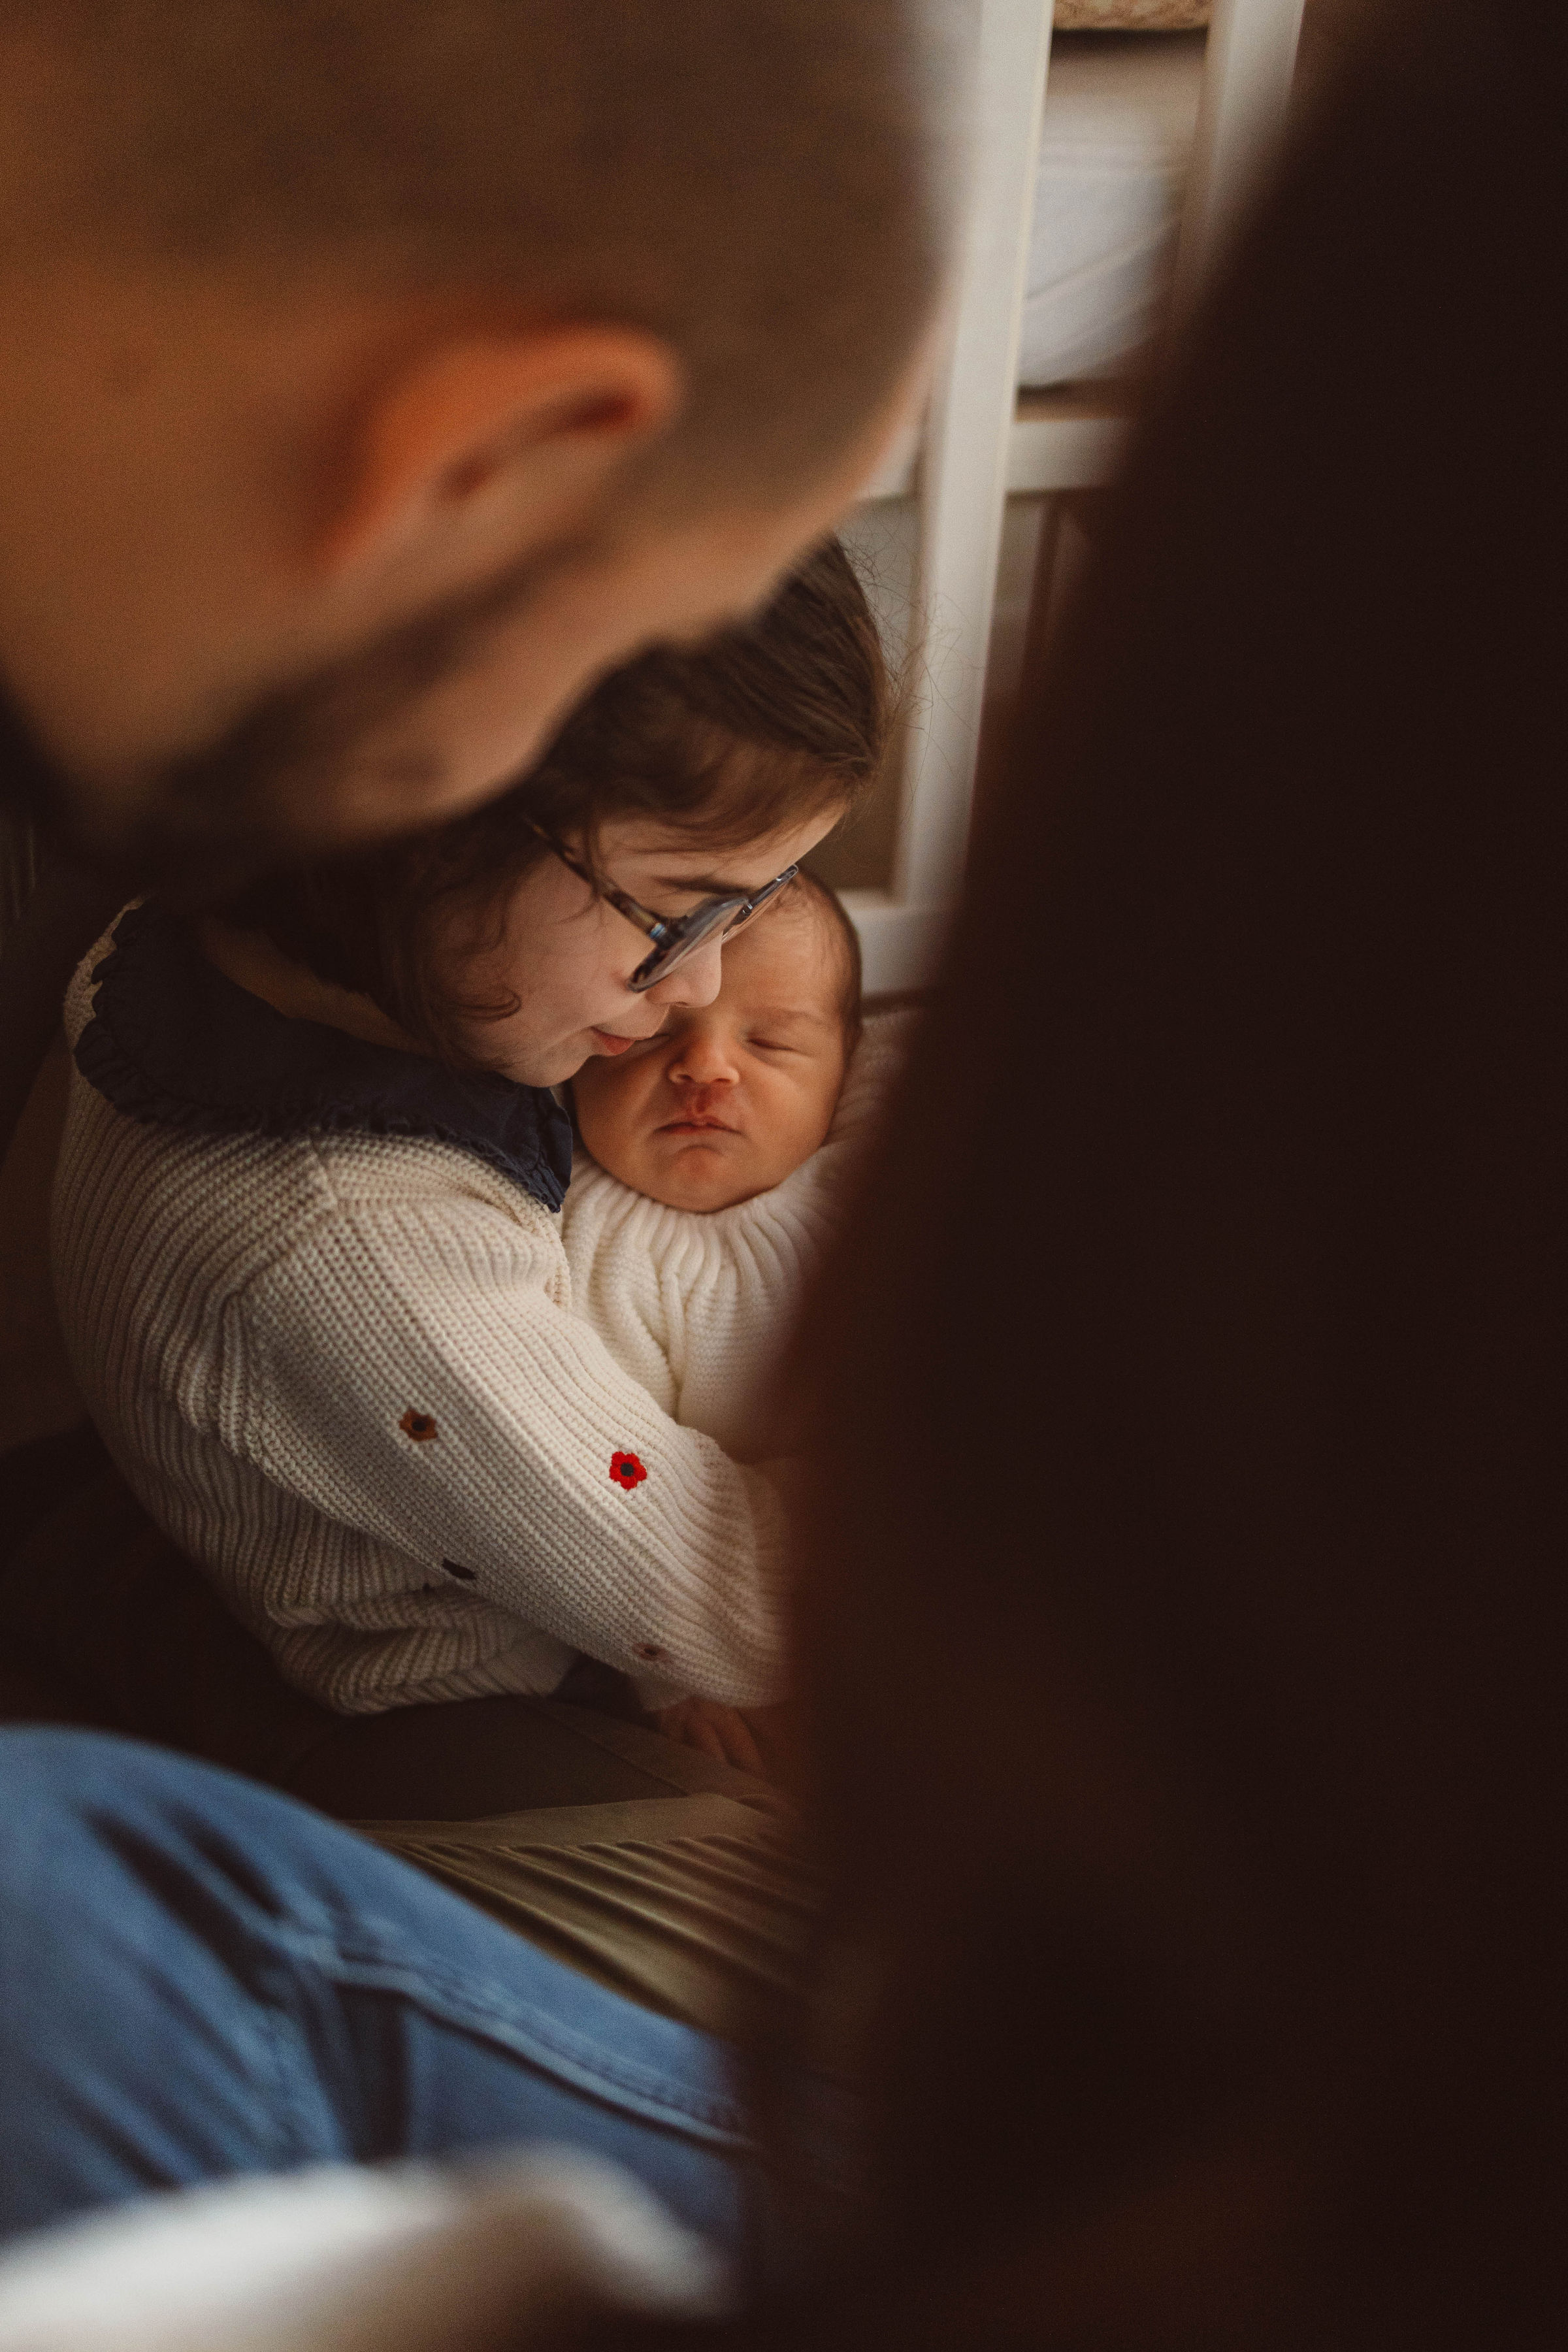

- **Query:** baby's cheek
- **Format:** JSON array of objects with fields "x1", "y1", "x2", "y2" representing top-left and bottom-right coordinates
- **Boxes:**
[
  {"x1": 579, "y1": 1114, "x2": 647, "y2": 1193},
  {"x1": 797, "y1": 1066, "x2": 847, "y2": 1155},
  {"x1": 572, "y1": 1075, "x2": 639, "y2": 1180}
]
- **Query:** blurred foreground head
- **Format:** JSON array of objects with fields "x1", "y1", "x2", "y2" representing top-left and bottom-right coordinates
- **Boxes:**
[
  {"x1": 513, "y1": 1, "x2": 1560, "y2": 2347},
  {"x1": 0, "y1": 0, "x2": 960, "y2": 892},
  {"x1": 784, "y1": 2, "x2": 1567, "y2": 2344}
]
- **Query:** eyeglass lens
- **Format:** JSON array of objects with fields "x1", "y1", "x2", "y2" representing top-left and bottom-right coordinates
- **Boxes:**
[
  {"x1": 630, "y1": 895, "x2": 740, "y2": 990},
  {"x1": 629, "y1": 868, "x2": 800, "y2": 992}
]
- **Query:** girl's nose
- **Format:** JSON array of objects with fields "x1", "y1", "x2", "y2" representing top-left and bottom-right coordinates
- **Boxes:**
[{"x1": 645, "y1": 935, "x2": 725, "y2": 1012}]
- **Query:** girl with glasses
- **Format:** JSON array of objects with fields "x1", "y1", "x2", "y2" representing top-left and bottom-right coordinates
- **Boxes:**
[{"x1": 47, "y1": 540, "x2": 888, "y2": 1782}]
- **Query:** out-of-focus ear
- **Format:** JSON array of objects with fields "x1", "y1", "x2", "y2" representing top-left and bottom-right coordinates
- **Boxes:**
[{"x1": 315, "y1": 325, "x2": 683, "y2": 576}]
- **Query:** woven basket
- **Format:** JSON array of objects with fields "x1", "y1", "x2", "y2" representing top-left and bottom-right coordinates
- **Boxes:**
[{"x1": 1054, "y1": 1, "x2": 1210, "y2": 28}]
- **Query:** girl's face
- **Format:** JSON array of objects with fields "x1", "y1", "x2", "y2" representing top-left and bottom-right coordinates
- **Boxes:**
[{"x1": 439, "y1": 807, "x2": 844, "y2": 1087}]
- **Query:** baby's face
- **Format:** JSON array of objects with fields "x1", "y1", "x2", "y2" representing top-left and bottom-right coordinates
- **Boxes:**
[{"x1": 572, "y1": 908, "x2": 849, "y2": 1212}]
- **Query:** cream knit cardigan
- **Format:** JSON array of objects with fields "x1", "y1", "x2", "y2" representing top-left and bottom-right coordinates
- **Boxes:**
[
  {"x1": 52, "y1": 930, "x2": 825, "y2": 1715},
  {"x1": 561, "y1": 1011, "x2": 911, "y2": 1465}
]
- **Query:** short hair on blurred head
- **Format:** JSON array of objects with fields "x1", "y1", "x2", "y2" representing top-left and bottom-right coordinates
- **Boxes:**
[{"x1": 2, "y1": 0, "x2": 962, "y2": 504}]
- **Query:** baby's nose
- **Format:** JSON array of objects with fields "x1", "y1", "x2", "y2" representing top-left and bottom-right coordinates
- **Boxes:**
[{"x1": 671, "y1": 1037, "x2": 740, "y2": 1090}]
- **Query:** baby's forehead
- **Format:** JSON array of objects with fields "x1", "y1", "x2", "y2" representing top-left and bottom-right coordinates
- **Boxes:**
[{"x1": 719, "y1": 900, "x2": 845, "y2": 1021}]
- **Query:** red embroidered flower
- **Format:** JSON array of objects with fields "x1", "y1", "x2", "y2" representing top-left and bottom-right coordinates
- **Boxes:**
[
  {"x1": 399, "y1": 1409, "x2": 439, "y2": 1443},
  {"x1": 610, "y1": 1450, "x2": 647, "y2": 1492}
]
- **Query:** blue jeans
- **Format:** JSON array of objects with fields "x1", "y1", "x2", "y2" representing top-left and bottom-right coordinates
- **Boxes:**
[{"x1": 0, "y1": 1730, "x2": 755, "y2": 2253}]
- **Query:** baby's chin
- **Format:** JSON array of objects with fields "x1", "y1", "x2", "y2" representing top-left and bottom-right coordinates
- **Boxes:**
[{"x1": 604, "y1": 1136, "x2": 779, "y2": 1215}]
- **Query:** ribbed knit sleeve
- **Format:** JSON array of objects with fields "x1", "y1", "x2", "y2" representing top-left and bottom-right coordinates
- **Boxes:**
[{"x1": 233, "y1": 1188, "x2": 789, "y2": 1708}]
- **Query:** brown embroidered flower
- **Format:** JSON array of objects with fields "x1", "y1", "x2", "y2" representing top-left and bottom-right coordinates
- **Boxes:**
[{"x1": 399, "y1": 1409, "x2": 439, "y2": 1443}]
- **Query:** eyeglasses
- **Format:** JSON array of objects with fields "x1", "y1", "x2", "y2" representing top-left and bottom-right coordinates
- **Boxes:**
[{"x1": 524, "y1": 818, "x2": 800, "y2": 994}]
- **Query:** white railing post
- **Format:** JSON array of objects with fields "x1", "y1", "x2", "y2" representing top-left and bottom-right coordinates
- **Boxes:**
[
  {"x1": 1174, "y1": 0, "x2": 1306, "y2": 302},
  {"x1": 845, "y1": 0, "x2": 1054, "y2": 995}
]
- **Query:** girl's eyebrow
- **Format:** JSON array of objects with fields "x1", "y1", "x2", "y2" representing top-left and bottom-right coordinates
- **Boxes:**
[{"x1": 649, "y1": 870, "x2": 756, "y2": 898}]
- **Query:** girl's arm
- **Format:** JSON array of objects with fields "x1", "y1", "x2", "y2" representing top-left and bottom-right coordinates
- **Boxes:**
[{"x1": 235, "y1": 1190, "x2": 789, "y2": 1708}]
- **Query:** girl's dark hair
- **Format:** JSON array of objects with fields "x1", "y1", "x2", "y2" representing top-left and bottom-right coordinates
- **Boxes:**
[{"x1": 212, "y1": 536, "x2": 887, "y2": 1062}]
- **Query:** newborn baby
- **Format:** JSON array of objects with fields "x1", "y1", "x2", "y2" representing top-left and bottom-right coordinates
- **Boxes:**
[
  {"x1": 564, "y1": 872, "x2": 907, "y2": 1469},
  {"x1": 564, "y1": 874, "x2": 908, "y2": 1770}
]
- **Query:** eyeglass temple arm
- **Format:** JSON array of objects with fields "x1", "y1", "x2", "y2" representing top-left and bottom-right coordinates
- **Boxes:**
[{"x1": 523, "y1": 814, "x2": 670, "y2": 945}]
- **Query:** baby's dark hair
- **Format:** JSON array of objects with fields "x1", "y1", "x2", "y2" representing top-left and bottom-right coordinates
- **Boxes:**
[
  {"x1": 213, "y1": 537, "x2": 887, "y2": 1064},
  {"x1": 777, "y1": 870, "x2": 864, "y2": 1055}
]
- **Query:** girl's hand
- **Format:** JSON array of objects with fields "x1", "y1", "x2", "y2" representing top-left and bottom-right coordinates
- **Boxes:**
[{"x1": 653, "y1": 1695, "x2": 769, "y2": 1777}]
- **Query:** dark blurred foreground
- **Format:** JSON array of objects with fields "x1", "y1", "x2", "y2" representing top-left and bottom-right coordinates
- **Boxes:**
[{"x1": 664, "y1": 2, "x2": 1565, "y2": 2344}]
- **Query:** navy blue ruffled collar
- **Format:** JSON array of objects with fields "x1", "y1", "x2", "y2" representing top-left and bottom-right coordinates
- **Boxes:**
[{"x1": 75, "y1": 900, "x2": 573, "y2": 1212}]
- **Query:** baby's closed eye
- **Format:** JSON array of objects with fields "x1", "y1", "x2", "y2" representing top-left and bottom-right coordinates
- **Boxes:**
[{"x1": 744, "y1": 1013, "x2": 828, "y2": 1054}]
